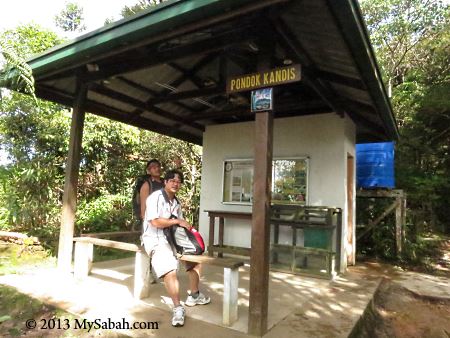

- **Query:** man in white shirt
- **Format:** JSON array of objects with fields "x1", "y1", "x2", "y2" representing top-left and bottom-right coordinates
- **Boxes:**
[{"x1": 142, "y1": 169, "x2": 210, "y2": 327}]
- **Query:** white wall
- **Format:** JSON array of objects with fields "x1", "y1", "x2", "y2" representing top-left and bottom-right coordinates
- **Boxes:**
[
  {"x1": 199, "y1": 113, "x2": 355, "y2": 272},
  {"x1": 343, "y1": 114, "x2": 357, "y2": 268}
]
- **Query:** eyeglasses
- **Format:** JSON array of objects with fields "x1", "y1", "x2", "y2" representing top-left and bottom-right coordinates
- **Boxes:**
[{"x1": 167, "y1": 179, "x2": 182, "y2": 185}]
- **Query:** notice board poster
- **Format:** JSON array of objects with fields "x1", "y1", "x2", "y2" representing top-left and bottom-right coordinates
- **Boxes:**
[{"x1": 251, "y1": 88, "x2": 273, "y2": 112}]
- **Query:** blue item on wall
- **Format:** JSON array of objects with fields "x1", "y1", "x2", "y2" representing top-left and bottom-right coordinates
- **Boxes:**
[{"x1": 356, "y1": 142, "x2": 395, "y2": 188}]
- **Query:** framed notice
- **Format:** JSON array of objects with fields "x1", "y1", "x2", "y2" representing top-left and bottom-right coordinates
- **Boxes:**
[{"x1": 251, "y1": 88, "x2": 273, "y2": 112}]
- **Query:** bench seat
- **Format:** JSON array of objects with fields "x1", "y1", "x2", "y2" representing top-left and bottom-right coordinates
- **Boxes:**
[
  {"x1": 179, "y1": 254, "x2": 244, "y2": 326},
  {"x1": 72, "y1": 237, "x2": 244, "y2": 326}
]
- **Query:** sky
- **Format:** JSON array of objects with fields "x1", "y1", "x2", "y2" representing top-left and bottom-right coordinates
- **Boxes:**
[{"x1": 0, "y1": 0, "x2": 139, "y2": 37}]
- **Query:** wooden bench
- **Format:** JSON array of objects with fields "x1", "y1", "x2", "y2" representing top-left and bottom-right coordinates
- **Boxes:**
[
  {"x1": 178, "y1": 254, "x2": 244, "y2": 326},
  {"x1": 72, "y1": 237, "x2": 244, "y2": 326},
  {"x1": 73, "y1": 237, "x2": 151, "y2": 299}
]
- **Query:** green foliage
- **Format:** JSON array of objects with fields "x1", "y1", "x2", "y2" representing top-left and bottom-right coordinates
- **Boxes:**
[
  {"x1": 54, "y1": 2, "x2": 86, "y2": 32},
  {"x1": 0, "y1": 24, "x2": 202, "y2": 255},
  {"x1": 360, "y1": 0, "x2": 448, "y2": 91},
  {"x1": 76, "y1": 194, "x2": 131, "y2": 234},
  {"x1": 356, "y1": 198, "x2": 397, "y2": 260},
  {"x1": 1, "y1": 25, "x2": 62, "y2": 58},
  {"x1": 0, "y1": 42, "x2": 35, "y2": 99},
  {"x1": 360, "y1": 0, "x2": 450, "y2": 234},
  {"x1": 120, "y1": 0, "x2": 165, "y2": 18}
]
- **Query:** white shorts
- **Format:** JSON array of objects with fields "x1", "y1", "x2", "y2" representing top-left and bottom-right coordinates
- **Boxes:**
[
  {"x1": 142, "y1": 237, "x2": 198, "y2": 279},
  {"x1": 143, "y1": 240, "x2": 179, "y2": 279}
]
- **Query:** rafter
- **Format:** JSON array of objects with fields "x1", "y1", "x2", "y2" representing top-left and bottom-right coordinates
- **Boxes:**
[
  {"x1": 36, "y1": 85, "x2": 202, "y2": 144},
  {"x1": 115, "y1": 76, "x2": 202, "y2": 113},
  {"x1": 85, "y1": 31, "x2": 255, "y2": 83},
  {"x1": 272, "y1": 18, "x2": 348, "y2": 117},
  {"x1": 89, "y1": 83, "x2": 205, "y2": 132}
]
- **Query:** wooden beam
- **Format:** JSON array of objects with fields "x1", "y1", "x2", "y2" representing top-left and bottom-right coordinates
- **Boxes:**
[
  {"x1": 116, "y1": 76, "x2": 202, "y2": 113},
  {"x1": 190, "y1": 99, "x2": 329, "y2": 121},
  {"x1": 248, "y1": 110, "x2": 273, "y2": 336},
  {"x1": 73, "y1": 237, "x2": 141, "y2": 252},
  {"x1": 356, "y1": 189, "x2": 405, "y2": 198},
  {"x1": 273, "y1": 18, "x2": 348, "y2": 117},
  {"x1": 86, "y1": 32, "x2": 253, "y2": 83},
  {"x1": 81, "y1": 231, "x2": 140, "y2": 238},
  {"x1": 57, "y1": 78, "x2": 86, "y2": 272},
  {"x1": 146, "y1": 86, "x2": 224, "y2": 106},
  {"x1": 36, "y1": 85, "x2": 203, "y2": 145},
  {"x1": 165, "y1": 52, "x2": 220, "y2": 93},
  {"x1": 313, "y1": 69, "x2": 366, "y2": 91},
  {"x1": 89, "y1": 83, "x2": 205, "y2": 131},
  {"x1": 356, "y1": 200, "x2": 399, "y2": 241}
]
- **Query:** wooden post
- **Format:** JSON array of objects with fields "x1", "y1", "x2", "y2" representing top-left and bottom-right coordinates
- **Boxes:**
[
  {"x1": 395, "y1": 196, "x2": 402, "y2": 255},
  {"x1": 57, "y1": 80, "x2": 87, "y2": 272},
  {"x1": 208, "y1": 215, "x2": 215, "y2": 256},
  {"x1": 248, "y1": 111, "x2": 273, "y2": 336},
  {"x1": 336, "y1": 209, "x2": 342, "y2": 273},
  {"x1": 218, "y1": 217, "x2": 224, "y2": 258},
  {"x1": 401, "y1": 195, "x2": 406, "y2": 246}
]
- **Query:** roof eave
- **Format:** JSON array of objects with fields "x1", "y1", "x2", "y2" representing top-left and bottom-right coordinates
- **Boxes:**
[
  {"x1": 326, "y1": 0, "x2": 399, "y2": 141},
  {"x1": 26, "y1": 0, "x2": 285, "y2": 79}
]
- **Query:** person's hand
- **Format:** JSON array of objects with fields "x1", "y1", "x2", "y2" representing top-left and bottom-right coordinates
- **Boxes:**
[{"x1": 178, "y1": 219, "x2": 192, "y2": 230}]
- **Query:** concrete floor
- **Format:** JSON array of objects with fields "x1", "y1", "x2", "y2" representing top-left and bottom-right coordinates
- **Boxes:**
[{"x1": 1, "y1": 258, "x2": 448, "y2": 337}]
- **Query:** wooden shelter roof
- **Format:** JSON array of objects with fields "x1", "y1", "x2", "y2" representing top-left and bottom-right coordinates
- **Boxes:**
[{"x1": 1, "y1": 0, "x2": 399, "y2": 145}]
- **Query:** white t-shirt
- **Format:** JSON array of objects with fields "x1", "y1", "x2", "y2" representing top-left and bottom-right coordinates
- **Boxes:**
[{"x1": 142, "y1": 189, "x2": 183, "y2": 249}]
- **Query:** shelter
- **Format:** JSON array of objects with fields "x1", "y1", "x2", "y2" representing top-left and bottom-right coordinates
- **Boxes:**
[{"x1": 0, "y1": 0, "x2": 398, "y2": 335}]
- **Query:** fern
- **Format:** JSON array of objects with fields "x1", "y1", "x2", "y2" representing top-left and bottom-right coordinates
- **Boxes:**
[{"x1": 0, "y1": 40, "x2": 37, "y2": 102}]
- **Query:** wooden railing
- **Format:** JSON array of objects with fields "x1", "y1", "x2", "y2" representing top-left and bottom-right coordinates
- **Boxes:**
[{"x1": 205, "y1": 205, "x2": 342, "y2": 279}]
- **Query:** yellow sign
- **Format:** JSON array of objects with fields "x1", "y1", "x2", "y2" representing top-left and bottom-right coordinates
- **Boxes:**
[{"x1": 227, "y1": 64, "x2": 301, "y2": 93}]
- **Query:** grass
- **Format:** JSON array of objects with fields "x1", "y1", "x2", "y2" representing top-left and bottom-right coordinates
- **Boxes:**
[{"x1": 0, "y1": 242, "x2": 56, "y2": 276}]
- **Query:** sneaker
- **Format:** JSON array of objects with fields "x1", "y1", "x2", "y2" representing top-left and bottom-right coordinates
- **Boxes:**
[
  {"x1": 171, "y1": 305, "x2": 185, "y2": 327},
  {"x1": 185, "y1": 292, "x2": 211, "y2": 306}
]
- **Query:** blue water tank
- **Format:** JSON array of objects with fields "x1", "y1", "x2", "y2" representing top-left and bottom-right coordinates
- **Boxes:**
[{"x1": 356, "y1": 142, "x2": 395, "y2": 189}]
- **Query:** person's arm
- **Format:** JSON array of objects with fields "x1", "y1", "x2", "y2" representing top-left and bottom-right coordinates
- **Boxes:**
[
  {"x1": 140, "y1": 181, "x2": 150, "y2": 220},
  {"x1": 151, "y1": 217, "x2": 191, "y2": 230},
  {"x1": 145, "y1": 193, "x2": 191, "y2": 230}
]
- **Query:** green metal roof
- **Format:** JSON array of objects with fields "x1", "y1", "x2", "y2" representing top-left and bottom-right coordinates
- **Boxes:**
[
  {"x1": 1, "y1": 0, "x2": 399, "y2": 144},
  {"x1": 28, "y1": 0, "x2": 269, "y2": 78}
]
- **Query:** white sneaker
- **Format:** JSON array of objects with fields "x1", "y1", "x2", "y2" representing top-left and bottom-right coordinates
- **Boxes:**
[
  {"x1": 172, "y1": 305, "x2": 185, "y2": 327},
  {"x1": 185, "y1": 292, "x2": 211, "y2": 306}
]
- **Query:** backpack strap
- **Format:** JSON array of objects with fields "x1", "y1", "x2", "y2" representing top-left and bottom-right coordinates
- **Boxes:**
[{"x1": 161, "y1": 189, "x2": 180, "y2": 206}]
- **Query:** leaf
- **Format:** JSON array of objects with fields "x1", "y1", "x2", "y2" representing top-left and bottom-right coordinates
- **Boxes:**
[{"x1": 0, "y1": 315, "x2": 12, "y2": 322}]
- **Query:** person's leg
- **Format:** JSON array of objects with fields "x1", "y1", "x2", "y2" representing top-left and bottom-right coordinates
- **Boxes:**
[
  {"x1": 163, "y1": 270, "x2": 180, "y2": 306},
  {"x1": 187, "y1": 263, "x2": 201, "y2": 293},
  {"x1": 185, "y1": 263, "x2": 210, "y2": 306},
  {"x1": 150, "y1": 243, "x2": 185, "y2": 327}
]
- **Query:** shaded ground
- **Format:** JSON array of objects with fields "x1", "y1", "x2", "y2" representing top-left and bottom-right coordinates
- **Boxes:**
[
  {"x1": 350, "y1": 279, "x2": 450, "y2": 338},
  {"x1": 1, "y1": 237, "x2": 449, "y2": 337}
]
